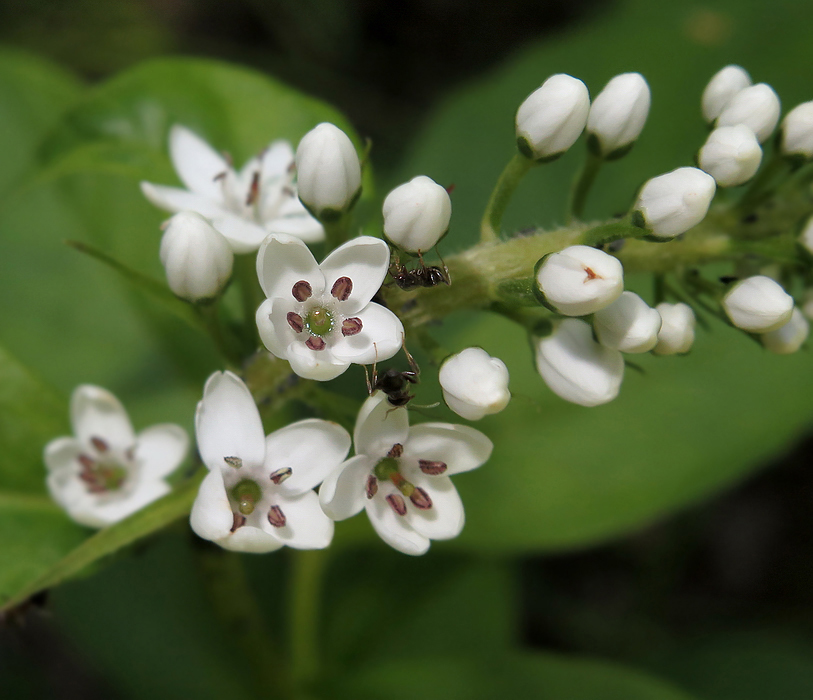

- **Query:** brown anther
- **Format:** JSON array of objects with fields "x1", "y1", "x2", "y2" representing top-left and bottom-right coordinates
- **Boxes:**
[
  {"x1": 409, "y1": 487, "x2": 433, "y2": 510},
  {"x1": 270, "y1": 467, "x2": 292, "y2": 485},
  {"x1": 245, "y1": 171, "x2": 261, "y2": 206},
  {"x1": 387, "y1": 443, "x2": 404, "y2": 458},
  {"x1": 386, "y1": 493, "x2": 407, "y2": 516},
  {"x1": 287, "y1": 160, "x2": 296, "y2": 174},
  {"x1": 87, "y1": 484, "x2": 107, "y2": 494},
  {"x1": 78, "y1": 453, "x2": 96, "y2": 469},
  {"x1": 366, "y1": 475, "x2": 378, "y2": 499},
  {"x1": 287, "y1": 312, "x2": 304, "y2": 333},
  {"x1": 418, "y1": 459, "x2": 447, "y2": 475},
  {"x1": 213, "y1": 171, "x2": 228, "y2": 182},
  {"x1": 282, "y1": 186, "x2": 296, "y2": 198},
  {"x1": 230, "y1": 512, "x2": 246, "y2": 532},
  {"x1": 341, "y1": 317, "x2": 363, "y2": 336},
  {"x1": 78, "y1": 470, "x2": 96, "y2": 483},
  {"x1": 90, "y1": 436, "x2": 109, "y2": 453},
  {"x1": 331, "y1": 276, "x2": 353, "y2": 301},
  {"x1": 292, "y1": 280, "x2": 312, "y2": 301},
  {"x1": 125, "y1": 447, "x2": 135, "y2": 462},
  {"x1": 306, "y1": 337, "x2": 326, "y2": 351},
  {"x1": 446, "y1": 183, "x2": 456, "y2": 194},
  {"x1": 267, "y1": 505, "x2": 287, "y2": 528},
  {"x1": 224, "y1": 456, "x2": 242, "y2": 468},
  {"x1": 584, "y1": 266, "x2": 599, "y2": 281}
]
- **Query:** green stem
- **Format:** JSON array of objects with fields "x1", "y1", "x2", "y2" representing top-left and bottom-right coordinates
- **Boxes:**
[
  {"x1": 567, "y1": 149, "x2": 603, "y2": 223},
  {"x1": 196, "y1": 301, "x2": 243, "y2": 366},
  {"x1": 289, "y1": 549, "x2": 328, "y2": 694},
  {"x1": 235, "y1": 253, "x2": 263, "y2": 348},
  {"x1": 322, "y1": 213, "x2": 352, "y2": 251},
  {"x1": 480, "y1": 153, "x2": 533, "y2": 243}
]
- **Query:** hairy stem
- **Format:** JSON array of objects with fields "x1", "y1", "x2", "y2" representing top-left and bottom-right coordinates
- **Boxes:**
[
  {"x1": 567, "y1": 150, "x2": 603, "y2": 223},
  {"x1": 480, "y1": 153, "x2": 533, "y2": 243}
]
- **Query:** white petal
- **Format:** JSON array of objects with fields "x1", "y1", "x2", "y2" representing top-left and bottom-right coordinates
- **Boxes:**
[
  {"x1": 140, "y1": 182, "x2": 227, "y2": 218},
  {"x1": 256, "y1": 297, "x2": 298, "y2": 359},
  {"x1": 260, "y1": 140, "x2": 295, "y2": 181},
  {"x1": 286, "y1": 341, "x2": 349, "y2": 381},
  {"x1": 91, "y1": 478, "x2": 170, "y2": 524},
  {"x1": 195, "y1": 372, "x2": 266, "y2": 471},
  {"x1": 319, "y1": 236, "x2": 390, "y2": 313},
  {"x1": 190, "y1": 468, "x2": 234, "y2": 541},
  {"x1": 365, "y1": 487, "x2": 430, "y2": 556},
  {"x1": 218, "y1": 526, "x2": 285, "y2": 554},
  {"x1": 71, "y1": 385, "x2": 135, "y2": 450},
  {"x1": 256, "y1": 233, "x2": 325, "y2": 300},
  {"x1": 330, "y1": 302, "x2": 404, "y2": 364},
  {"x1": 263, "y1": 418, "x2": 351, "y2": 495},
  {"x1": 169, "y1": 125, "x2": 228, "y2": 202},
  {"x1": 353, "y1": 392, "x2": 409, "y2": 459},
  {"x1": 402, "y1": 423, "x2": 493, "y2": 476},
  {"x1": 404, "y1": 475, "x2": 465, "y2": 541},
  {"x1": 267, "y1": 212, "x2": 326, "y2": 244},
  {"x1": 260, "y1": 490, "x2": 334, "y2": 549},
  {"x1": 208, "y1": 211, "x2": 271, "y2": 254},
  {"x1": 319, "y1": 455, "x2": 373, "y2": 521},
  {"x1": 134, "y1": 424, "x2": 189, "y2": 480},
  {"x1": 44, "y1": 436, "x2": 82, "y2": 476}
]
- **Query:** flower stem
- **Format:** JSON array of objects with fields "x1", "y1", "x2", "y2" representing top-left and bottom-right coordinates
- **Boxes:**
[
  {"x1": 289, "y1": 549, "x2": 328, "y2": 694},
  {"x1": 234, "y1": 253, "x2": 263, "y2": 348},
  {"x1": 480, "y1": 152, "x2": 533, "y2": 243},
  {"x1": 196, "y1": 301, "x2": 243, "y2": 367},
  {"x1": 567, "y1": 149, "x2": 603, "y2": 223},
  {"x1": 322, "y1": 213, "x2": 352, "y2": 252}
]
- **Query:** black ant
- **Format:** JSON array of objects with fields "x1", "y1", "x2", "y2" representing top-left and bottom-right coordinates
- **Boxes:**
[
  {"x1": 365, "y1": 342, "x2": 421, "y2": 408},
  {"x1": 389, "y1": 252, "x2": 450, "y2": 290}
]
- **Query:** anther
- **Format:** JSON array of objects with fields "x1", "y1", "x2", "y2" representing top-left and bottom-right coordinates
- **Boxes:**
[
  {"x1": 267, "y1": 505, "x2": 286, "y2": 528},
  {"x1": 270, "y1": 467, "x2": 292, "y2": 485},
  {"x1": 224, "y1": 456, "x2": 242, "y2": 468},
  {"x1": 282, "y1": 186, "x2": 295, "y2": 198},
  {"x1": 409, "y1": 487, "x2": 433, "y2": 510},
  {"x1": 584, "y1": 266, "x2": 598, "y2": 281},
  {"x1": 331, "y1": 276, "x2": 353, "y2": 301},
  {"x1": 386, "y1": 493, "x2": 407, "y2": 516},
  {"x1": 231, "y1": 513, "x2": 246, "y2": 532},
  {"x1": 418, "y1": 459, "x2": 447, "y2": 475},
  {"x1": 292, "y1": 280, "x2": 312, "y2": 301},
  {"x1": 246, "y1": 171, "x2": 260, "y2": 206},
  {"x1": 306, "y1": 337, "x2": 326, "y2": 351},
  {"x1": 287, "y1": 312, "x2": 304, "y2": 333},
  {"x1": 90, "y1": 436, "x2": 109, "y2": 453},
  {"x1": 341, "y1": 317, "x2": 363, "y2": 336},
  {"x1": 366, "y1": 475, "x2": 378, "y2": 499},
  {"x1": 387, "y1": 443, "x2": 404, "y2": 458},
  {"x1": 78, "y1": 453, "x2": 96, "y2": 469}
]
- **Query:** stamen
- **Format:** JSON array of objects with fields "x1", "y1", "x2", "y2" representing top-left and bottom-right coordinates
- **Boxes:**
[
  {"x1": 231, "y1": 513, "x2": 246, "y2": 532},
  {"x1": 224, "y1": 456, "x2": 242, "y2": 468},
  {"x1": 287, "y1": 312, "x2": 304, "y2": 333},
  {"x1": 409, "y1": 487, "x2": 433, "y2": 510},
  {"x1": 366, "y1": 475, "x2": 378, "y2": 499},
  {"x1": 306, "y1": 337, "x2": 326, "y2": 351},
  {"x1": 387, "y1": 443, "x2": 404, "y2": 458},
  {"x1": 267, "y1": 505, "x2": 287, "y2": 528},
  {"x1": 386, "y1": 493, "x2": 407, "y2": 516},
  {"x1": 341, "y1": 317, "x2": 363, "y2": 336},
  {"x1": 90, "y1": 436, "x2": 109, "y2": 453},
  {"x1": 270, "y1": 467, "x2": 292, "y2": 485},
  {"x1": 245, "y1": 171, "x2": 261, "y2": 206},
  {"x1": 331, "y1": 276, "x2": 353, "y2": 301},
  {"x1": 292, "y1": 280, "x2": 312, "y2": 301},
  {"x1": 78, "y1": 453, "x2": 96, "y2": 469},
  {"x1": 282, "y1": 186, "x2": 295, "y2": 198},
  {"x1": 418, "y1": 459, "x2": 447, "y2": 475},
  {"x1": 125, "y1": 447, "x2": 135, "y2": 462},
  {"x1": 584, "y1": 266, "x2": 599, "y2": 281}
]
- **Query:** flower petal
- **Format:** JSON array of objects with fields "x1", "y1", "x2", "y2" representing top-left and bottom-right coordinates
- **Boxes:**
[
  {"x1": 139, "y1": 182, "x2": 226, "y2": 218},
  {"x1": 219, "y1": 526, "x2": 285, "y2": 554},
  {"x1": 256, "y1": 233, "x2": 325, "y2": 300},
  {"x1": 330, "y1": 302, "x2": 404, "y2": 364},
  {"x1": 319, "y1": 236, "x2": 390, "y2": 313},
  {"x1": 195, "y1": 372, "x2": 266, "y2": 471},
  {"x1": 404, "y1": 475, "x2": 465, "y2": 541},
  {"x1": 353, "y1": 392, "x2": 409, "y2": 459},
  {"x1": 267, "y1": 212, "x2": 326, "y2": 244},
  {"x1": 169, "y1": 125, "x2": 228, "y2": 203},
  {"x1": 264, "y1": 418, "x2": 351, "y2": 495},
  {"x1": 91, "y1": 478, "x2": 170, "y2": 525},
  {"x1": 403, "y1": 423, "x2": 493, "y2": 476},
  {"x1": 190, "y1": 468, "x2": 234, "y2": 541},
  {"x1": 286, "y1": 341, "x2": 349, "y2": 381},
  {"x1": 259, "y1": 490, "x2": 334, "y2": 549},
  {"x1": 208, "y1": 211, "x2": 272, "y2": 254},
  {"x1": 135, "y1": 424, "x2": 189, "y2": 480},
  {"x1": 256, "y1": 297, "x2": 297, "y2": 359},
  {"x1": 260, "y1": 139, "x2": 295, "y2": 181},
  {"x1": 318, "y1": 454, "x2": 373, "y2": 520},
  {"x1": 71, "y1": 385, "x2": 135, "y2": 451},
  {"x1": 365, "y1": 485, "x2": 430, "y2": 555},
  {"x1": 44, "y1": 436, "x2": 82, "y2": 476}
]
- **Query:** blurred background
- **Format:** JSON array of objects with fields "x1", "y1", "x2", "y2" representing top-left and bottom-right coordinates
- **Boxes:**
[{"x1": 3, "y1": 0, "x2": 813, "y2": 698}]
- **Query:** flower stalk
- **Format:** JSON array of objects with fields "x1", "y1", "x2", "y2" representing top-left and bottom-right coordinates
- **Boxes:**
[{"x1": 480, "y1": 152, "x2": 533, "y2": 243}]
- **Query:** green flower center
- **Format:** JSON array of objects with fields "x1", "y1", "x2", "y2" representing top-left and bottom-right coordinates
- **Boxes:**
[
  {"x1": 231, "y1": 479, "x2": 263, "y2": 515},
  {"x1": 373, "y1": 457, "x2": 400, "y2": 481},
  {"x1": 305, "y1": 306, "x2": 334, "y2": 336}
]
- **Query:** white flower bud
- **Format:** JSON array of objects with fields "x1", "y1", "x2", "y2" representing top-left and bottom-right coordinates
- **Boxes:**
[
  {"x1": 535, "y1": 245, "x2": 623, "y2": 316},
  {"x1": 702, "y1": 65, "x2": 751, "y2": 123},
  {"x1": 799, "y1": 215, "x2": 813, "y2": 254},
  {"x1": 780, "y1": 101, "x2": 813, "y2": 158},
  {"x1": 652, "y1": 303, "x2": 696, "y2": 355},
  {"x1": 760, "y1": 307, "x2": 809, "y2": 354},
  {"x1": 698, "y1": 125, "x2": 762, "y2": 187},
  {"x1": 439, "y1": 347, "x2": 510, "y2": 420},
  {"x1": 722, "y1": 275, "x2": 794, "y2": 332},
  {"x1": 634, "y1": 167, "x2": 716, "y2": 238},
  {"x1": 716, "y1": 83, "x2": 781, "y2": 143},
  {"x1": 586, "y1": 72, "x2": 651, "y2": 158},
  {"x1": 594, "y1": 291, "x2": 662, "y2": 353},
  {"x1": 382, "y1": 175, "x2": 452, "y2": 253},
  {"x1": 295, "y1": 123, "x2": 362, "y2": 220},
  {"x1": 535, "y1": 319, "x2": 624, "y2": 407},
  {"x1": 160, "y1": 212, "x2": 233, "y2": 303},
  {"x1": 515, "y1": 74, "x2": 590, "y2": 160}
]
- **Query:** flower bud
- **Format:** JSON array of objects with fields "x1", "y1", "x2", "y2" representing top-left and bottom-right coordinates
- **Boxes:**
[
  {"x1": 586, "y1": 72, "x2": 651, "y2": 158},
  {"x1": 780, "y1": 101, "x2": 813, "y2": 159},
  {"x1": 761, "y1": 307, "x2": 809, "y2": 354},
  {"x1": 535, "y1": 245, "x2": 623, "y2": 316},
  {"x1": 698, "y1": 125, "x2": 762, "y2": 187},
  {"x1": 594, "y1": 291, "x2": 661, "y2": 353},
  {"x1": 159, "y1": 211, "x2": 233, "y2": 303},
  {"x1": 702, "y1": 65, "x2": 751, "y2": 123},
  {"x1": 534, "y1": 319, "x2": 624, "y2": 407},
  {"x1": 295, "y1": 123, "x2": 362, "y2": 221},
  {"x1": 633, "y1": 167, "x2": 716, "y2": 238},
  {"x1": 515, "y1": 74, "x2": 590, "y2": 160},
  {"x1": 716, "y1": 83, "x2": 781, "y2": 143},
  {"x1": 382, "y1": 175, "x2": 452, "y2": 253},
  {"x1": 652, "y1": 303, "x2": 696, "y2": 355},
  {"x1": 439, "y1": 347, "x2": 510, "y2": 421},
  {"x1": 722, "y1": 275, "x2": 794, "y2": 332}
]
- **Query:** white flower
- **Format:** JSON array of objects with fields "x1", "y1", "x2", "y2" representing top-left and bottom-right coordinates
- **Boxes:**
[
  {"x1": 319, "y1": 392, "x2": 492, "y2": 555},
  {"x1": 594, "y1": 291, "x2": 662, "y2": 353},
  {"x1": 534, "y1": 319, "x2": 624, "y2": 407},
  {"x1": 141, "y1": 125, "x2": 323, "y2": 254},
  {"x1": 255, "y1": 234, "x2": 403, "y2": 381},
  {"x1": 780, "y1": 101, "x2": 813, "y2": 158},
  {"x1": 761, "y1": 307, "x2": 809, "y2": 354},
  {"x1": 295, "y1": 122, "x2": 362, "y2": 220},
  {"x1": 586, "y1": 72, "x2": 651, "y2": 158},
  {"x1": 535, "y1": 245, "x2": 624, "y2": 316},
  {"x1": 190, "y1": 371, "x2": 350, "y2": 553},
  {"x1": 716, "y1": 83, "x2": 781, "y2": 143},
  {"x1": 382, "y1": 175, "x2": 452, "y2": 253},
  {"x1": 722, "y1": 275, "x2": 794, "y2": 332},
  {"x1": 439, "y1": 348, "x2": 510, "y2": 421},
  {"x1": 515, "y1": 74, "x2": 590, "y2": 160},
  {"x1": 634, "y1": 167, "x2": 716, "y2": 238},
  {"x1": 702, "y1": 65, "x2": 751, "y2": 123},
  {"x1": 799, "y1": 215, "x2": 813, "y2": 254},
  {"x1": 44, "y1": 385, "x2": 188, "y2": 528},
  {"x1": 652, "y1": 303, "x2": 696, "y2": 355},
  {"x1": 159, "y1": 211, "x2": 233, "y2": 302},
  {"x1": 698, "y1": 125, "x2": 762, "y2": 187}
]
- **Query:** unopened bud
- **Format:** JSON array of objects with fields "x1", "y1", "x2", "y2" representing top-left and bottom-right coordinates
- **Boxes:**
[
  {"x1": 586, "y1": 72, "x2": 651, "y2": 159},
  {"x1": 780, "y1": 101, "x2": 813, "y2": 159},
  {"x1": 633, "y1": 167, "x2": 716, "y2": 238},
  {"x1": 716, "y1": 83, "x2": 781, "y2": 144},
  {"x1": 761, "y1": 307, "x2": 809, "y2": 354},
  {"x1": 722, "y1": 275, "x2": 794, "y2": 332},
  {"x1": 383, "y1": 175, "x2": 452, "y2": 253},
  {"x1": 652, "y1": 303, "x2": 696, "y2": 355},
  {"x1": 439, "y1": 347, "x2": 510, "y2": 421},
  {"x1": 594, "y1": 291, "x2": 662, "y2": 353},
  {"x1": 702, "y1": 65, "x2": 751, "y2": 123},
  {"x1": 698, "y1": 125, "x2": 762, "y2": 187}
]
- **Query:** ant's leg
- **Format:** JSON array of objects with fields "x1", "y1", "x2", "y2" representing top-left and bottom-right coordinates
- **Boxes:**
[
  {"x1": 401, "y1": 334, "x2": 421, "y2": 383},
  {"x1": 435, "y1": 246, "x2": 451, "y2": 285}
]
